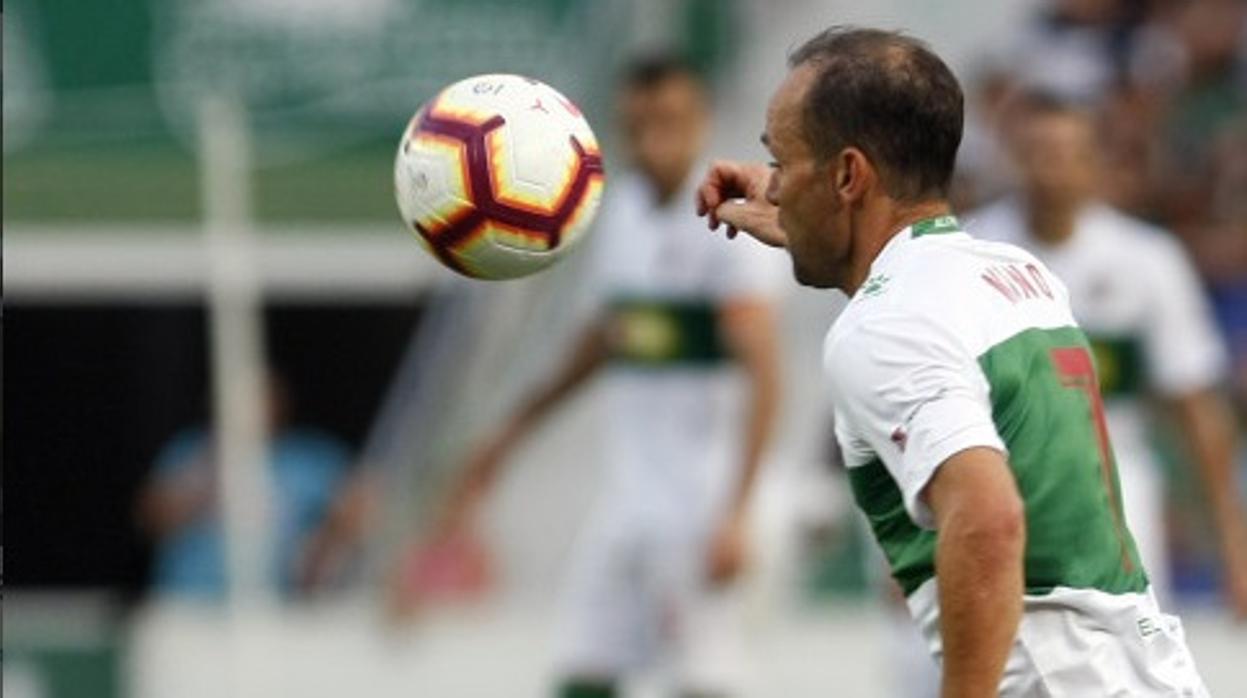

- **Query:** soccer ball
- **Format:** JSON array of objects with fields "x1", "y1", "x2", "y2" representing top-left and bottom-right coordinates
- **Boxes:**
[{"x1": 394, "y1": 74, "x2": 605, "y2": 279}]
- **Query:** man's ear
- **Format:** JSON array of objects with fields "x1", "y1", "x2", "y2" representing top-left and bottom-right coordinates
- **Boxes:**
[{"x1": 836, "y1": 147, "x2": 875, "y2": 203}]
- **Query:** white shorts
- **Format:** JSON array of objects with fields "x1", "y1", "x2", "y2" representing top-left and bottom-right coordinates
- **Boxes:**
[
  {"x1": 554, "y1": 499, "x2": 746, "y2": 691},
  {"x1": 909, "y1": 582, "x2": 1209, "y2": 697}
]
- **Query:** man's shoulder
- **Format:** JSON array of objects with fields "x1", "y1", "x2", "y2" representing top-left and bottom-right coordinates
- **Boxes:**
[
  {"x1": 831, "y1": 232, "x2": 1073, "y2": 363},
  {"x1": 1083, "y1": 205, "x2": 1189, "y2": 266},
  {"x1": 592, "y1": 171, "x2": 652, "y2": 234},
  {"x1": 856, "y1": 232, "x2": 1044, "y2": 313},
  {"x1": 826, "y1": 292, "x2": 957, "y2": 377}
]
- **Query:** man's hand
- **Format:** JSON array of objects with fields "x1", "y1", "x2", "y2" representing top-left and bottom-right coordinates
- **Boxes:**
[
  {"x1": 386, "y1": 520, "x2": 494, "y2": 623},
  {"x1": 706, "y1": 299, "x2": 780, "y2": 587},
  {"x1": 695, "y1": 160, "x2": 788, "y2": 247},
  {"x1": 387, "y1": 433, "x2": 511, "y2": 621},
  {"x1": 706, "y1": 510, "x2": 749, "y2": 585}
]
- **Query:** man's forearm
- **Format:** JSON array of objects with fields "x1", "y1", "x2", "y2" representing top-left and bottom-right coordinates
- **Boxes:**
[
  {"x1": 1172, "y1": 390, "x2": 1247, "y2": 616},
  {"x1": 444, "y1": 322, "x2": 609, "y2": 522},
  {"x1": 936, "y1": 507, "x2": 1025, "y2": 697},
  {"x1": 482, "y1": 320, "x2": 609, "y2": 470},
  {"x1": 519, "y1": 322, "x2": 608, "y2": 421},
  {"x1": 1174, "y1": 392, "x2": 1246, "y2": 535},
  {"x1": 721, "y1": 302, "x2": 782, "y2": 515}
]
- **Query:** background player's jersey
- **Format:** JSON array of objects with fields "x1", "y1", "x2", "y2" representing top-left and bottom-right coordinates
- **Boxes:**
[
  {"x1": 585, "y1": 169, "x2": 785, "y2": 515},
  {"x1": 825, "y1": 216, "x2": 1148, "y2": 625},
  {"x1": 968, "y1": 200, "x2": 1227, "y2": 470}
]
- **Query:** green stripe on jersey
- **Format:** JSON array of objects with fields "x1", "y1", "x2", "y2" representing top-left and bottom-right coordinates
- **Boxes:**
[
  {"x1": 607, "y1": 298, "x2": 727, "y2": 367},
  {"x1": 848, "y1": 325, "x2": 1148, "y2": 597},
  {"x1": 848, "y1": 459, "x2": 936, "y2": 595},
  {"x1": 1087, "y1": 334, "x2": 1146, "y2": 398},
  {"x1": 981, "y1": 326, "x2": 1146, "y2": 594}
]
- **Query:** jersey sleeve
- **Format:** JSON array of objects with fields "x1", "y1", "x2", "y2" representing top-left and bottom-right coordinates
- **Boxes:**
[
  {"x1": 577, "y1": 200, "x2": 622, "y2": 302},
  {"x1": 1142, "y1": 235, "x2": 1228, "y2": 395},
  {"x1": 828, "y1": 311, "x2": 1006, "y2": 528}
]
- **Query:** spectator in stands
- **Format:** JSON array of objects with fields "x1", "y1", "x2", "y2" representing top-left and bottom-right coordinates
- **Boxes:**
[
  {"x1": 135, "y1": 373, "x2": 352, "y2": 599},
  {"x1": 1145, "y1": 0, "x2": 1246, "y2": 224},
  {"x1": 1121, "y1": 0, "x2": 1247, "y2": 407}
]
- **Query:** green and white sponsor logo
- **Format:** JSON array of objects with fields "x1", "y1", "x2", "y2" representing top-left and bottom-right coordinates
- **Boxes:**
[
  {"x1": 608, "y1": 297, "x2": 726, "y2": 368},
  {"x1": 1087, "y1": 334, "x2": 1146, "y2": 398}
]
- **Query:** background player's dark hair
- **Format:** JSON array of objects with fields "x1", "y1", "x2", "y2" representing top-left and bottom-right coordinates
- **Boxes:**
[
  {"x1": 789, "y1": 27, "x2": 964, "y2": 201},
  {"x1": 620, "y1": 53, "x2": 705, "y2": 92}
]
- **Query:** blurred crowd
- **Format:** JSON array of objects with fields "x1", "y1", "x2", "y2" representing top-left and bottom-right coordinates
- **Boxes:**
[
  {"x1": 135, "y1": 373, "x2": 358, "y2": 601},
  {"x1": 955, "y1": 0, "x2": 1247, "y2": 407}
]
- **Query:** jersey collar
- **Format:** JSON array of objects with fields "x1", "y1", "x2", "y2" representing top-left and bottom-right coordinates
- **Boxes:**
[
  {"x1": 876, "y1": 214, "x2": 964, "y2": 264},
  {"x1": 860, "y1": 215, "x2": 965, "y2": 295},
  {"x1": 910, "y1": 214, "x2": 962, "y2": 238}
]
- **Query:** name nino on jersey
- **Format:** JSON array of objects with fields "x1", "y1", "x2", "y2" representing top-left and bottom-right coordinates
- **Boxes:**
[{"x1": 982, "y1": 263, "x2": 1055, "y2": 304}]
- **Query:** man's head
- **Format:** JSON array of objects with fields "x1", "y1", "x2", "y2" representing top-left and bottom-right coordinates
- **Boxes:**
[
  {"x1": 618, "y1": 55, "x2": 710, "y2": 201},
  {"x1": 763, "y1": 28, "x2": 964, "y2": 289},
  {"x1": 1003, "y1": 93, "x2": 1100, "y2": 213}
]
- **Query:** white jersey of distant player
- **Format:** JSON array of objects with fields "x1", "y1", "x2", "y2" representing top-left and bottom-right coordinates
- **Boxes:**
[
  {"x1": 587, "y1": 168, "x2": 786, "y2": 517},
  {"x1": 554, "y1": 169, "x2": 785, "y2": 684},
  {"x1": 969, "y1": 198, "x2": 1228, "y2": 595}
]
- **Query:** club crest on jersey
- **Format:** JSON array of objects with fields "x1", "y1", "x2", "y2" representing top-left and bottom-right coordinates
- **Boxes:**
[{"x1": 860, "y1": 274, "x2": 891, "y2": 298}]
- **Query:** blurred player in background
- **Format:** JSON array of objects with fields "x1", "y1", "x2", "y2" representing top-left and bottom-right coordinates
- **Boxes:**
[
  {"x1": 136, "y1": 373, "x2": 352, "y2": 599},
  {"x1": 427, "y1": 56, "x2": 784, "y2": 698},
  {"x1": 699, "y1": 27, "x2": 1210, "y2": 696},
  {"x1": 970, "y1": 93, "x2": 1247, "y2": 616}
]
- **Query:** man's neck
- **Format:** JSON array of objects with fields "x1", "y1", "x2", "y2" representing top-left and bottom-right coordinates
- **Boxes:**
[
  {"x1": 648, "y1": 165, "x2": 693, "y2": 206},
  {"x1": 653, "y1": 181, "x2": 682, "y2": 205},
  {"x1": 843, "y1": 199, "x2": 953, "y2": 295},
  {"x1": 1024, "y1": 195, "x2": 1082, "y2": 246}
]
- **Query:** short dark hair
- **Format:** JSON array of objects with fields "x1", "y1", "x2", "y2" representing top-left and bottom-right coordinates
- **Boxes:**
[
  {"x1": 620, "y1": 53, "x2": 704, "y2": 92},
  {"x1": 788, "y1": 27, "x2": 964, "y2": 201}
]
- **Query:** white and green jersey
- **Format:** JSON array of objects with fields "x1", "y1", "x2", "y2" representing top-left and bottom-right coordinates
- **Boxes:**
[
  {"x1": 825, "y1": 217, "x2": 1207, "y2": 694},
  {"x1": 968, "y1": 199, "x2": 1228, "y2": 599},
  {"x1": 586, "y1": 169, "x2": 787, "y2": 516},
  {"x1": 552, "y1": 170, "x2": 785, "y2": 684},
  {"x1": 827, "y1": 214, "x2": 1145, "y2": 596}
]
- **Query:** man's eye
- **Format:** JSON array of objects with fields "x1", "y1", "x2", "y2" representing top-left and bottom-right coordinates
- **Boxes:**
[{"x1": 769, "y1": 161, "x2": 780, "y2": 169}]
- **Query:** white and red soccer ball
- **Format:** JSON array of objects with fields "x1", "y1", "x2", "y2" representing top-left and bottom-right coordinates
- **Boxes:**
[{"x1": 394, "y1": 74, "x2": 605, "y2": 279}]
